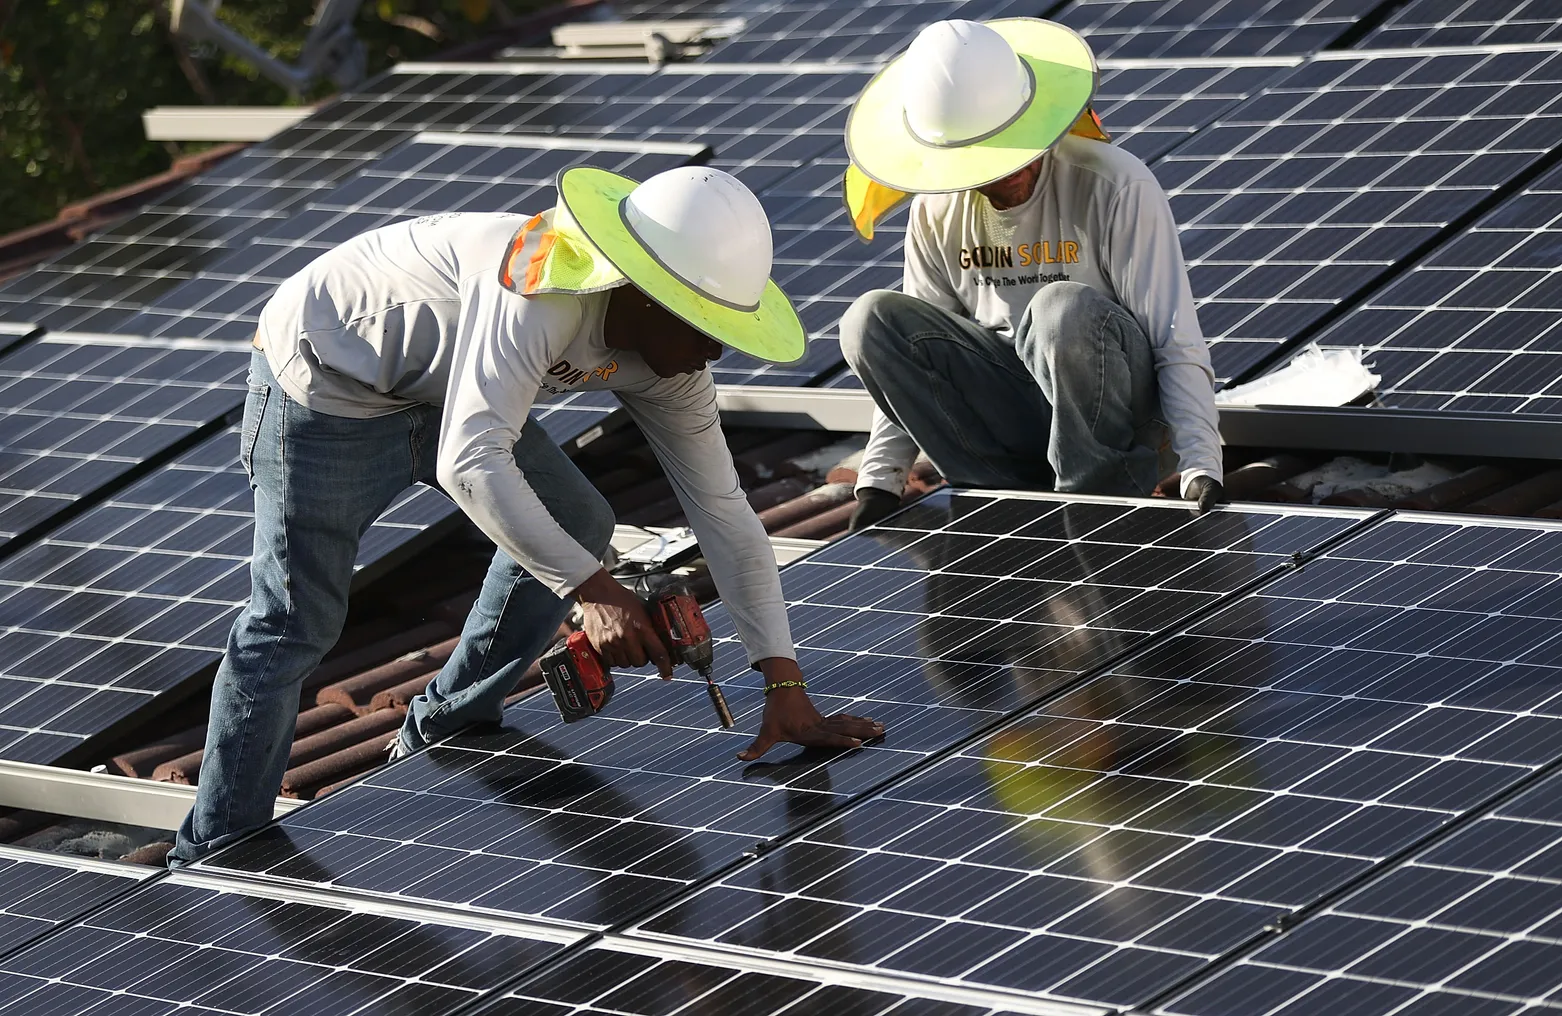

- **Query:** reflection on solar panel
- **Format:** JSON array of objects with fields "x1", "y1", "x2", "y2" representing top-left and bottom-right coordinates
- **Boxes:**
[
  {"x1": 0, "y1": 337, "x2": 248, "y2": 552},
  {"x1": 1053, "y1": 0, "x2": 1379, "y2": 58},
  {"x1": 0, "y1": 873, "x2": 577, "y2": 1015},
  {"x1": 698, "y1": 0, "x2": 1030, "y2": 64},
  {"x1": 1162, "y1": 766, "x2": 1562, "y2": 1015},
  {"x1": 0, "y1": 850, "x2": 146, "y2": 956},
  {"x1": 1157, "y1": 47, "x2": 1562, "y2": 384},
  {"x1": 1361, "y1": 0, "x2": 1562, "y2": 48},
  {"x1": 196, "y1": 492, "x2": 1364, "y2": 932},
  {"x1": 628, "y1": 511, "x2": 1562, "y2": 1009},
  {"x1": 0, "y1": 427, "x2": 454, "y2": 764},
  {"x1": 1313, "y1": 160, "x2": 1562, "y2": 414},
  {"x1": 1095, "y1": 59, "x2": 1300, "y2": 165},
  {"x1": 483, "y1": 939, "x2": 1054, "y2": 1015}
]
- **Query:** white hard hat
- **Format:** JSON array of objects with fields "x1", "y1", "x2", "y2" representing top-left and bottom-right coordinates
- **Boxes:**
[
  {"x1": 902, "y1": 20, "x2": 1033, "y2": 147},
  {"x1": 620, "y1": 166, "x2": 772, "y2": 312}
]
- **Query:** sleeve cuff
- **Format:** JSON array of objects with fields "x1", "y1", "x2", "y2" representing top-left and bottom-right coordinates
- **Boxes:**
[{"x1": 1178, "y1": 468, "x2": 1222, "y2": 500}]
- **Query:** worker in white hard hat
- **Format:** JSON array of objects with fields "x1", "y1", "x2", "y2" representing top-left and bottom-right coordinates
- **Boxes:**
[
  {"x1": 838, "y1": 19, "x2": 1225, "y2": 531},
  {"x1": 169, "y1": 166, "x2": 884, "y2": 867}
]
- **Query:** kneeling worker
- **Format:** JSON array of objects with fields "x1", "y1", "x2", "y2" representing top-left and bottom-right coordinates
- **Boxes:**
[
  {"x1": 839, "y1": 18, "x2": 1225, "y2": 530},
  {"x1": 171, "y1": 166, "x2": 883, "y2": 866}
]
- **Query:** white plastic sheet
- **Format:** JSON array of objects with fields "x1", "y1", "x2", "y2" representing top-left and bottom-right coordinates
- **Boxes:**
[{"x1": 1215, "y1": 344, "x2": 1380, "y2": 408}]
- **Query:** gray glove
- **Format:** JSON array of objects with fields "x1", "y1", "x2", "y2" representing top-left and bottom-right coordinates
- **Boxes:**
[
  {"x1": 848, "y1": 488, "x2": 902, "y2": 532},
  {"x1": 1185, "y1": 475, "x2": 1226, "y2": 513}
]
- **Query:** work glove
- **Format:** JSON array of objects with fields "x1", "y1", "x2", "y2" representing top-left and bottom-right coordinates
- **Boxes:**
[
  {"x1": 848, "y1": 488, "x2": 902, "y2": 532},
  {"x1": 1185, "y1": 475, "x2": 1226, "y2": 513}
]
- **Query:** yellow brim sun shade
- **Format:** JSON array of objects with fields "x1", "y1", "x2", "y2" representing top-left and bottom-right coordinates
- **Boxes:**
[
  {"x1": 845, "y1": 18, "x2": 1098, "y2": 197},
  {"x1": 554, "y1": 167, "x2": 807, "y2": 366},
  {"x1": 844, "y1": 107, "x2": 1111, "y2": 242}
]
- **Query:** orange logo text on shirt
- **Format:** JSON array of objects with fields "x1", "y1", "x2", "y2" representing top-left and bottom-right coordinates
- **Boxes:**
[
  {"x1": 546, "y1": 358, "x2": 617, "y2": 386},
  {"x1": 958, "y1": 241, "x2": 1079, "y2": 269}
]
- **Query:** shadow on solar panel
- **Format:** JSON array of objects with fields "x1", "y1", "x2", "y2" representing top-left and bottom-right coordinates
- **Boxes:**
[
  {"x1": 626, "y1": 510, "x2": 1562, "y2": 1010},
  {"x1": 197, "y1": 492, "x2": 1364, "y2": 939}
]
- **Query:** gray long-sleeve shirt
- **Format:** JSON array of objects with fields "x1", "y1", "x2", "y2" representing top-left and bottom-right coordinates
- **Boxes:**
[
  {"x1": 257, "y1": 210, "x2": 795, "y2": 666},
  {"x1": 857, "y1": 135, "x2": 1223, "y2": 499}
]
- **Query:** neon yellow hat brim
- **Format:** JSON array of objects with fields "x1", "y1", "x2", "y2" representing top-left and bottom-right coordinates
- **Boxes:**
[
  {"x1": 845, "y1": 18, "x2": 1098, "y2": 194},
  {"x1": 558, "y1": 167, "x2": 806, "y2": 365}
]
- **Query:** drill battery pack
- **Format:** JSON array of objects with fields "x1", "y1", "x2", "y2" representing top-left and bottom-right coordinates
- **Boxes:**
[{"x1": 540, "y1": 630, "x2": 616, "y2": 723}]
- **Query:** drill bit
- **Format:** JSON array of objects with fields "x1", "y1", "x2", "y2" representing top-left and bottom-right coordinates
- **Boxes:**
[{"x1": 701, "y1": 667, "x2": 735, "y2": 728}]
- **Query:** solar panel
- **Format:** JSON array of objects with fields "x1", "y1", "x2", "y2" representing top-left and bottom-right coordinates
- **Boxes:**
[
  {"x1": 1159, "y1": 46, "x2": 1562, "y2": 385},
  {"x1": 0, "y1": 871, "x2": 578, "y2": 1015},
  {"x1": 1361, "y1": 0, "x2": 1562, "y2": 48},
  {"x1": 1160, "y1": 765, "x2": 1562, "y2": 1015},
  {"x1": 195, "y1": 492, "x2": 1366, "y2": 932},
  {"x1": 1052, "y1": 0, "x2": 1380, "y2": 59},
  {"x1": 0, "y1": 848, "x2": 146, "y2": 957},
  {"x1": 0, "y1": 66, "x2": 653, "y2": 337},
  {"x1": 0, "y1": 335, "x2": 248, "y2": 552},
  {"x1": 481, "y1": 937, "x2": 1076, "y2": 1016},
  {"x1": 1311, "y1": 159, "x2": 1562, "y2": 414},
  {"x1": 0, "y1": 426, "x2": 455, "y2": 764},
  {"x1": 697, "y1": 0, "x2": 1034, "y2": 64},
  {"x1": 626, "y1": 511, "x2": 1562, "y2": 1010}
]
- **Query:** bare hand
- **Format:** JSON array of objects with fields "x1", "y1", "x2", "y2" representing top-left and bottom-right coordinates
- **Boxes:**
[
  {"x1": 575, "y1": 569, "x2": 673, "y2": 678},
  {"x1": 738, "y1": 685, "x2": 885, "y2": 761}
]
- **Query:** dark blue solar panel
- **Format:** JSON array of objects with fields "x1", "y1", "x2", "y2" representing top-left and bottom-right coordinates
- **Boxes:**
[
  {"x1": 1053, "y1": 0, "x2": 1380, "y2": 59},
  {"x1": 1360, "y1": 0, "x2": 1562, "y2": 48},
  {"x1": 1159, "y1": 48, "x2": 1562, "y2": 385},
  {"x1": 0, "y1": 426, "x2": 455, "y2": 763},
  {"x1": 625, "y1": 511, "x2": 1562, "y2": 1010},
  {"x1": 197, "y1": 492, "x2": 1364, "y2": 935},
  {"x1": 1311, "y1": 160, "x2": 1562, "y2": 414},
  {"x1": 0, "y1": 337, "x2": 248, "y2": 552},
  {"x1": 1162, "y1": 765, "x2": 1562, "y2": 1015},
  {"x1": 0, "y1": 874, "x2": 574, "y2": 1015}
]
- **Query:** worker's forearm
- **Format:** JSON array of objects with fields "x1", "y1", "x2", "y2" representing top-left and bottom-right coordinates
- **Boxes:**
[{"x1": 1156, "y1": 361, "x2": 1224, "y2": 482}]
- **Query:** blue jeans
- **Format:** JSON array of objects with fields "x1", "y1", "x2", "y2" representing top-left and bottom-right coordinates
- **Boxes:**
[
  {"x1": 170, "y1": 352, "x2": 613, "y2": 867},
  {"x1": 840, "y1": 282, "x2": 1162, "y2": 495}
]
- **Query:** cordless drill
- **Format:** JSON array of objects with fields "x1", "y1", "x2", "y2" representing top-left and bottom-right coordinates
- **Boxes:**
[{"x1": 540, "y1": 579, "x2": 735, "y2": 727}]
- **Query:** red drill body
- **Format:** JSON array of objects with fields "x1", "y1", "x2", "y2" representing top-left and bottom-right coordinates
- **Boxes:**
[{"x1": 541, "y1": 585, "x2": 734, "y2": 727}]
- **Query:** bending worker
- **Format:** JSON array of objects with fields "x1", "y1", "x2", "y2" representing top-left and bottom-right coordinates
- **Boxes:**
[
  {"x1": 839, "y1": 18, "x2": 1225, "y2": 531},
  {"x1": 170, "y1": 166, "x2": 883, "y2": 866}
]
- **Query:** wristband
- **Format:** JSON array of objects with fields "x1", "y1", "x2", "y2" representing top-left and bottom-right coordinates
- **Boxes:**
[{"x1": 763, "y1": 680, "x2": 808, "y2": 695}]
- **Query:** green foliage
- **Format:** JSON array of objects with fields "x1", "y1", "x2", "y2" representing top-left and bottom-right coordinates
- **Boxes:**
[{"x1": 0, "y1": 0, "x2": 514, "y2": 235}]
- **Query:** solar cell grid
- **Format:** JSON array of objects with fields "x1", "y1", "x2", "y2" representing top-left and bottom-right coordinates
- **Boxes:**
[
  {"x1": 0, "y1": 873, "x2": 577, "y2": 1016},
  {"x1": 0, "y1": 336, "x2": 248, "y2": 552},
  {"x1": 1158, "y1": 46, "x2": 1562, "y2": 386},
  {"x1": 196, "y1": 492, "x2": 1365, "y2": 934},
  {"x1": 1160, "y1": 766, "x2": 1562, "y2": 1015},
  {"x1": 1052, "y1": 0, "x2": 1380, "y2": 59},
  {"x1": 627, "y1": 512, "x2": 1562, "y2": 1010},
  {"x1": 482, "y1": 939, "x2": 1071, "y2": 1015},
  {"x1": 698, "y1": 0, "x2": 1033, "y2": 64},
  {"x1": 0, "y1": 426, "x2": 454, "y2": 764},
  {"x1": 1312, "y1": 159, "x2": 1562, "y2": 414},
  {"x1": 1361, "y1": 0, "x2": 1562, "y2": 48},
  {"x1": 0, "y1": 850, "x2": 146, "y2": 958},
  {"x1": 0, "y1": 140, "x2": 374, "y2": 337}
]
